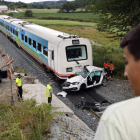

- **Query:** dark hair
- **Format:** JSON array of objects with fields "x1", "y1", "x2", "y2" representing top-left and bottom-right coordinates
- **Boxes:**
[
  {"x1": 110, "y1": 61, "x2": 112, "y2": 63},
  {"x1": 120, "y1": 24, "x2": 140, "y2": 60}
]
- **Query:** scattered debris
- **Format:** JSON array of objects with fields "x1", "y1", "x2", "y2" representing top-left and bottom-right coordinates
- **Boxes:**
[{"x1": 57, "y1": 91, "x2": 67, "y2": 97}]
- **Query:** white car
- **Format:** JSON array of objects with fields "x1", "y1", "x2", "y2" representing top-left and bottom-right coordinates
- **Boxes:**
[{"x1": 62, "y1": 66, "x2": 107, "y2": 91}]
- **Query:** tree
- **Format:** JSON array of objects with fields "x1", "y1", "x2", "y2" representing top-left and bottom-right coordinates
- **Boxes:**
[
  {"x1": 84, "y1": 0, "x2": 140, "y2": 34},
  {"x1": 73, "y1": 0, "x2": 90, "y2": 9},
  {"x1": 47, "y1": 6, "x2": 51, "y2": 9},
  {"x1": 60, "y1": 2, "x2": 76, "y2": 13},
  {"x1": 24, "y1": 10, "x2": 33, "y2": 17},
  {"x1": 8, "y1": 3, "x2": 16, "y2": 10}
]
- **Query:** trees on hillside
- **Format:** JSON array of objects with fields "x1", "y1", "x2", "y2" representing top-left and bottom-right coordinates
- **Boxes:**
[
  {"x1": 24, "y1": 10, "x2": 33, "y2": 17},
  {"x1": 8, "y1": 2, "x2": 28, "y2": 9},
  {"x1": 84, "y1": 0, "x2": 140, "y2": 33},
  {"x1": 59, "y1": 2, "x2": 76, "y2": 13},
  {"x1": 73, "y1": 0, "x2": 90, "y2": 9}
]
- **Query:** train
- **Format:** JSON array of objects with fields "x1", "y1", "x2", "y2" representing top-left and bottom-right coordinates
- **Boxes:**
[{"x1": 0, "y1": 15, "x2": 93, "y2": 79}]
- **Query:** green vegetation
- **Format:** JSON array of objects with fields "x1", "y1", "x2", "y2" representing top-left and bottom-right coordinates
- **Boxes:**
[
  {"x1": 9, "y1": 12, "x2": 100, "y2": 23},
  {"x1": 21, "y1": 8, "x2": 85, "y2": 13},
  {"x1": 59, "y1": 1, "x2": 76, "y2": 13},
  {"x1": 24, "y1": 10, "x2": 33, "y2": 17},
  {"x1": 0, "y1": 100, "x2": 60, "y2": 139},
  {"x1": 85, "y1": 0, "x2": 139, "y2": 35},
  {"x1": 22, "y1": 19, "x2": 97, "y2": 27},
  {"x1": 21, "y1": 9, "x2": 58, "y2": 13}
]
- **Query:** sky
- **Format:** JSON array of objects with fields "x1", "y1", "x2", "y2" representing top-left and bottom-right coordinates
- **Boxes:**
[{"x1": 5, "y1": 0, "x2": 72, "y2": 3}]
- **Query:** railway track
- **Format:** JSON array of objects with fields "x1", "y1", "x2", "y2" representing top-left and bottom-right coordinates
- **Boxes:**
[
  {"x1": 67, "y1": 90, "x2": 111, "y2": 120},
  {"x1": 6, "y1": 34, "x2": 112, "y2": 120}
]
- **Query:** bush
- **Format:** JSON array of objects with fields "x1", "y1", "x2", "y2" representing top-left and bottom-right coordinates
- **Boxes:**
[
  {"x1": 92, "y1": 44, "x2": 124, "y2": 78},
  {"x1": 0, "y1": 100, "x2": 60, "y2": 140},
  {"x1": 8, "y1": 12, "x2": 14, "y2": 17},
  {"x1": 24, "y1": 10, "x2": 33, "y2": 17},
  {"x1": 47, "y1": 6, "x2": 51, "y2": 9}
]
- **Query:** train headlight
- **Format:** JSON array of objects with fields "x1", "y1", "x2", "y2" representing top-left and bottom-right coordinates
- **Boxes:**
[{"x1": 66, "y1": 67, "x2": 73, "y2": 72}]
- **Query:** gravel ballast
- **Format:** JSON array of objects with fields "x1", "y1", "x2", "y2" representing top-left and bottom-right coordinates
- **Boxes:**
[{"x1": 0, "y1": 32, "x2": 133, "y2": 132}]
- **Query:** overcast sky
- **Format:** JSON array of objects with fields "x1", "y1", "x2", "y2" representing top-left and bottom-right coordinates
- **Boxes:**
[{"x1": 5, "y1": 0, "x2": 72, "y2": 3}]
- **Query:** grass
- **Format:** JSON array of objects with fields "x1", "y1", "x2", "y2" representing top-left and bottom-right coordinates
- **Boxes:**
[
  {"x1": 22, "y1": 19, "x2": 97, "y2": 27},
  {"x1": 0, "y1": 99, "x2": 60, "y2": 140},
  {"x1": 20, "y1": 8, "x2": 90, "y2": 13},
  {"x1": 3, "y1": 9, "x2": 101, "y2": 23},
  {"x1": 20, "y1": 8, "x2": 59, "y2": 13}
]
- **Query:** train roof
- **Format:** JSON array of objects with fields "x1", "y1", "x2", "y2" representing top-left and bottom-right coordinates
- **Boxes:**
[{"x1": 0, "y1": 15, "x2": 80, "y2": 44}]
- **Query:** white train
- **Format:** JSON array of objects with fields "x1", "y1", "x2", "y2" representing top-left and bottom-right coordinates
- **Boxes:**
[{"x1": 0, "y1": 15, "x2": 93, "y2": 79}]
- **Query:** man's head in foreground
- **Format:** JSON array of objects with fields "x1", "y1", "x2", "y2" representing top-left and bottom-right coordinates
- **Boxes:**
[{"x1": 120, "y1": 24, "x2": 140, "y2": 96}]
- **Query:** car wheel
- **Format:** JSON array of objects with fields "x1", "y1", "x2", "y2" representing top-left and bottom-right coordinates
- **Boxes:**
[
  {"x1": 80, "y1": 84, "x2": 86, "y2": 90},
  {"x1": 102, "y1": 77, "x2": 107, "y2": 87}
]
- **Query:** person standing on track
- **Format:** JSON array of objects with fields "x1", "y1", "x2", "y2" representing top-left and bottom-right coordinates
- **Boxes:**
[
  {"x1": 109, "y1": 61, "x2": 114, "y2": 81},
  {"x1": 103, "y1": 60, "x2": 109, "y2": 79},
  {"x1": 94, "y1": 24, "x2": 140, "y2": 140},
  {"x1": 16, "y1": 74, "x2": 23, "y2": 101},
  {"x1": 45, "y1": 82, "x2": 53, "y2": 104}
]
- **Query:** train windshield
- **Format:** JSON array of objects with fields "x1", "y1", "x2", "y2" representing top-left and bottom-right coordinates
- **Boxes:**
[{"x1": 66, "y1": 45, "x2": 87, "y2": 62}]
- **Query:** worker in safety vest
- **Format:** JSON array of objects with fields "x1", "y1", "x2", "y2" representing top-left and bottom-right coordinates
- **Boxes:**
[
  {"x1": 16, "y1": 74, "x2": 23, "y2": 101},
  {"x1": 109, "y1": 61, "x2": 114, "y2": 80},
  {"x1": 45, "y1": 82, "x2": 53, "y2": 104},
  {"x1": 103, "y1": 60, "x2": 109, "y2": 78}
]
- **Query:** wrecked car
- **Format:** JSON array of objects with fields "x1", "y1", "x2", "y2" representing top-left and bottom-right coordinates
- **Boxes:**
[{"x1": 62, "y1": 66, "x2": 107, "y2": 91}]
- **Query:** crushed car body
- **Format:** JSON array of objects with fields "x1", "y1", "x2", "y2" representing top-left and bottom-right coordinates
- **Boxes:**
[{"x1": 62, "y1": 66, "x2": 107, "y2": 91}]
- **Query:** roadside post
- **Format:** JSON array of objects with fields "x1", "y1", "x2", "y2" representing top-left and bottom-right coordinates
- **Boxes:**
[
  {"x1": 7, "y1": 69, "x2": 14, "y2": 105},
  {"x1": 6, "y1": 58, "x2": 14, "y2": 105}
]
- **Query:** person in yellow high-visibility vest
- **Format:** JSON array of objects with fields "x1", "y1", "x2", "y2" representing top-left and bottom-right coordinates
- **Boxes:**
[
  {"x1": 16, "y1": 74, "x2": 23, "y2": 101},
  {"x1": 45, "y1": 82, "x2": 53, "y2": 104}
]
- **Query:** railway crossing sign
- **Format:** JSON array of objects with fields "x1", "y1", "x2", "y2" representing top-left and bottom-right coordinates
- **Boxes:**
[
  {"x1": 7, "y1": 69, "x2": 12, "y2": 80},
  {"x1": 6, "y1": 58, "x2": 13, "y2": 66}
]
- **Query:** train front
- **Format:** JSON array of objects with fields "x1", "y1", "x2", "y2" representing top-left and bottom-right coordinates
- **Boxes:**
[{"x1": 57, "y1": 38, "x2": 93, "y2": 79}]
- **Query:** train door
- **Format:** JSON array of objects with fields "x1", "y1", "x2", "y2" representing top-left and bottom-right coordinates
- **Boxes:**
[{"x1": 49, "y1": 46, "x2": 54, "y2": 70}]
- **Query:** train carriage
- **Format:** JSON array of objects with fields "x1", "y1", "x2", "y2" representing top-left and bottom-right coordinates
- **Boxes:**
[{"x1": 0, "y1": 15, "x2": 93, "y2": 79}]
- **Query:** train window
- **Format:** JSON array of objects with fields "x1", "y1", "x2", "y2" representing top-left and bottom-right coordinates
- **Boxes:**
[
  {"x1": 66, "y1": 45, "x2": 87, "y2": 62},
  {"x1": 38, "y1": 43, "x2": 42, "y2": 52},
  {"x1": 13, "y1": 29, "x2": 14, "y2": 34},
  {"x1": 8, "y1": 26, "x2": 9, "y2": 30},
  {"x1": 25, "y1": 36, "x2": 27, "y2": 43},
  {"x1": 16, "y1": 31, "x2": 18, "y2": 37},
  {"x1": 11, "y1": 28, "x2": 12, "y2": 33},
  {"x1": 22, "y1": 34, "x2": 24, "y2": 40},
  {"x1": 33, "y1": 40, "x2": 36, "y2": 49},
  {"x1": 29, "y1": 38, "x2": 32, "y2": 45},
  {"x1": 43, "y1": 46, "x2": 48, "y2": 56}
]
